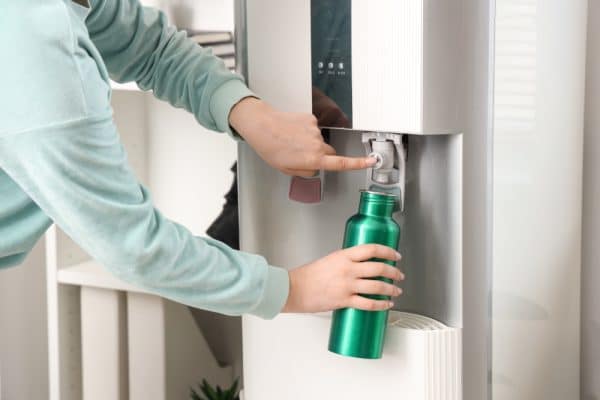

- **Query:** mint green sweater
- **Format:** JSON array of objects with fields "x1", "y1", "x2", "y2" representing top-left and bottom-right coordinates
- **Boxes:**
[{"x1": 0, "y1": 0, "x2": 289, "y2": 319}]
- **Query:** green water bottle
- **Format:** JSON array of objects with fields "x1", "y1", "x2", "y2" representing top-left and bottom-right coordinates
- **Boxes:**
[{"x1": 328, "y1": 190, "x2": 400, "y2": 359}]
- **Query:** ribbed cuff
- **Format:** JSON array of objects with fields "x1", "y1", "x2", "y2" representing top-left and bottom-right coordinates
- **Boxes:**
[
  {"x1": 209, "y1": 79, "x2": 256, "y2": 139},
  {"x1": 251, "y1": 265, "x2": 290, "y2": 319}
]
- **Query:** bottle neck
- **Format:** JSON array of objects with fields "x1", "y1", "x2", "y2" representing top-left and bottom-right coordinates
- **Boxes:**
[{"x1": 358, "y1": 192, "x2": 396, "y2": 217}]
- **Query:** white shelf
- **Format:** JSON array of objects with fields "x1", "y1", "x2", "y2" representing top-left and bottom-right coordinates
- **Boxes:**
[
  {"x1": 57, "y1": 260, "x2": 148, "y2": 294},
  {"x1": 110, "y1": 80, "x2": 142, "y2": 92}
]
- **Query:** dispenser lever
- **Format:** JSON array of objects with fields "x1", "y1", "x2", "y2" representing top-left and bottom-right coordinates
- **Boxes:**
[
  {"x1": 362, "y1": 132, "x2": 407, "y2": 211},
  {"x1": 289, "y1": 129, "x2": 330, "y2": 204},
  {"x1": 289, "y1": 172, "x2": 324, "y2": 204}
]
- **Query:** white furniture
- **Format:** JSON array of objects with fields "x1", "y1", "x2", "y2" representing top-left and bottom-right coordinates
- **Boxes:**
[{"x1": 45, "y1": 81, "x2": 238, "y2": 399}]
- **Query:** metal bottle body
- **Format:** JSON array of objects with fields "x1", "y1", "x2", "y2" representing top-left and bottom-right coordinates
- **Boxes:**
[{"x1": 328, "y1": 191, "x2": 400, "y2": 359}]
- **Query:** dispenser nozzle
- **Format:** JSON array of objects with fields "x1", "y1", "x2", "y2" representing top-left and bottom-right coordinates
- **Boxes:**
[{"x1": 362, "y1": 132, "x2": 407, "y2": 211}]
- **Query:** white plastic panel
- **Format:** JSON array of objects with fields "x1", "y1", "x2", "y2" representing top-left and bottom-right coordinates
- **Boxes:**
[
  {"x1": 422, "y1": 0, "x2": 461, "y2": 134},
  {"x1": 246, "y1": 0, "x2": 460, "y2": 134},
  {"x1": 246, "y1": 0, "x2": 312, "y2": 113},
  {"x1": 352, "y1": 0, "x2": 423, "y2": 133},
  {"x1": 243, "y1": 313, "x2": 461, "y2": 400},
  {"x1": 459, "y1": 0, "x2": 496, "y2": 397}
]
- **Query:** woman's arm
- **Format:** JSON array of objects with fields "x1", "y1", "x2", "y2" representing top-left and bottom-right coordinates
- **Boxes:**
[
  {"x1": 86, "y1": 0, "x2": 376, "y2": 176},
  {"x1": 0, "y1": 116, "x2": 288, "y2": 319},
  {"x1": 87, "y1": 0, "x2": 249, "y2": 135}
]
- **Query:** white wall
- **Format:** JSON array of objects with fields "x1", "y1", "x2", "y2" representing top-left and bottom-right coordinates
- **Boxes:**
[
  {"x1": 0, "y1": 242, "x2": 49, "y2": 400},
  {"x1": 144, "y1": 0, "x2": 234, "y2": 31},
  {"x1": 582, "y1": 1, "x2": 600, "y2": 398},
  {"x1": 146, "y1": 96, "x2": 237, "y2": 236}
]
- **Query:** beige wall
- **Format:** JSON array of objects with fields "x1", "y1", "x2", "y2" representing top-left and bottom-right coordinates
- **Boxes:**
[
  {"x1": 583, "y1": 1, "x2": 600, "y2": 398},
  {"x1": 0, "y1": 242, "x2": 49, "y2": 399}
]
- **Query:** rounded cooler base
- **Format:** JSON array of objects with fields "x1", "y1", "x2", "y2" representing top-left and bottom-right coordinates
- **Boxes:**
[{"x1": 242, "y1": 311, "x2": 461, "y2": 400}]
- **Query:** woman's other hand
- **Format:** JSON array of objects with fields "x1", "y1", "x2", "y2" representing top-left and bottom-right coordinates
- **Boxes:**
[{"x1": 282, "y1": 244, "x2": 404, "y2": 313}]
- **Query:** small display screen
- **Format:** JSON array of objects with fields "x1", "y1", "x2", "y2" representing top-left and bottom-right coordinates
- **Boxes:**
[{"x1": 311, "y1": 0, "x2": 353, "y2": 129}]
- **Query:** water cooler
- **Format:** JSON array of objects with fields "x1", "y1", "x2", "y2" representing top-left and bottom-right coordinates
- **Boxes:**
[
  {"x1": 235, "y1": 0, "x2": 588, "y2": 399},
  {"x1": 237, "y1": 1, "x2": 462, "y2": 399}
]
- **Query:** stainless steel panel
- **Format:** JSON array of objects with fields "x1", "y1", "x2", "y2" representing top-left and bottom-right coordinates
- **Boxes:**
[{"x1": 239, "y1": 131, "x2": 462, "y2": 327}]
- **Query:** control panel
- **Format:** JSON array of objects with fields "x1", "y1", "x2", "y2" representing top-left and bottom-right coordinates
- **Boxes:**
[{"x1": 311, "y1": 0, "x2": 353, "y2": 128}]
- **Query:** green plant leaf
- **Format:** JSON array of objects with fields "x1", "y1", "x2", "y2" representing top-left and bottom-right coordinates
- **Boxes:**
[
  {"x1": 191, "y1": 377, "x2": 241, "y2": 400},
  {"x1": 230, "y1": 379, "x2": 239, "y2": 396},
  {"x1": 201, "y1": 380, "x2": 219, "y2": 400},
  {"x1": 190, "y1": 387, "x2": 205, "y2": 400},
  {"x1": 228, "y1": 378, "x2": 240, "y2": 400}
]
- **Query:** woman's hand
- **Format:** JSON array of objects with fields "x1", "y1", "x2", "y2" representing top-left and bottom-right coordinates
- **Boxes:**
[
  {"x1": 229, "y1": 97, "x2": 376, "y2": 177},
  {"x1": 282, "y1": 244, "x2": 404, "y2": 313}
]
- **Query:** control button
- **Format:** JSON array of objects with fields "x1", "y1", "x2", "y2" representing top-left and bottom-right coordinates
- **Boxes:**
[
  {"x1": 318, "y1": 61, "x2": 324, "y2": 69},
  {"x1": 328, "y1": 62, "x2": 334, "y2": 69},
  {"x1": 338, "y1": 62, "x2": 345, "y2": 70}
]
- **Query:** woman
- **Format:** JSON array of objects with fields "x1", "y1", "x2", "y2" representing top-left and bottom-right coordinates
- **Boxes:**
[{"x1": 0, "y1": 0, "x2": 403, "y2": 319}]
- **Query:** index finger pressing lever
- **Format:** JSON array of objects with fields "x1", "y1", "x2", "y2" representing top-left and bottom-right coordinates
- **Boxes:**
[{"x1": 288, "y1": 131, "x2": 379, "y2": 204}]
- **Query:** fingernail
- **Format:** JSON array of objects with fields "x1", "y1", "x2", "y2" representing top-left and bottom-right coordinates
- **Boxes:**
[
  {"x1": 396, "y1": 252, "x2": 402, "y2": 260},
  {"x1": 394, "y1": 287, "x2": 402, "y2": 296},
  {"x1": 366, "y1": 157, "x2": 377, "y2": 166},
  {"x1": 388, "y1": 301, "x2": 395, "y2": 308},
  {"x1": 398, "y1": 272, "x2": 405, "y2": 281}
]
